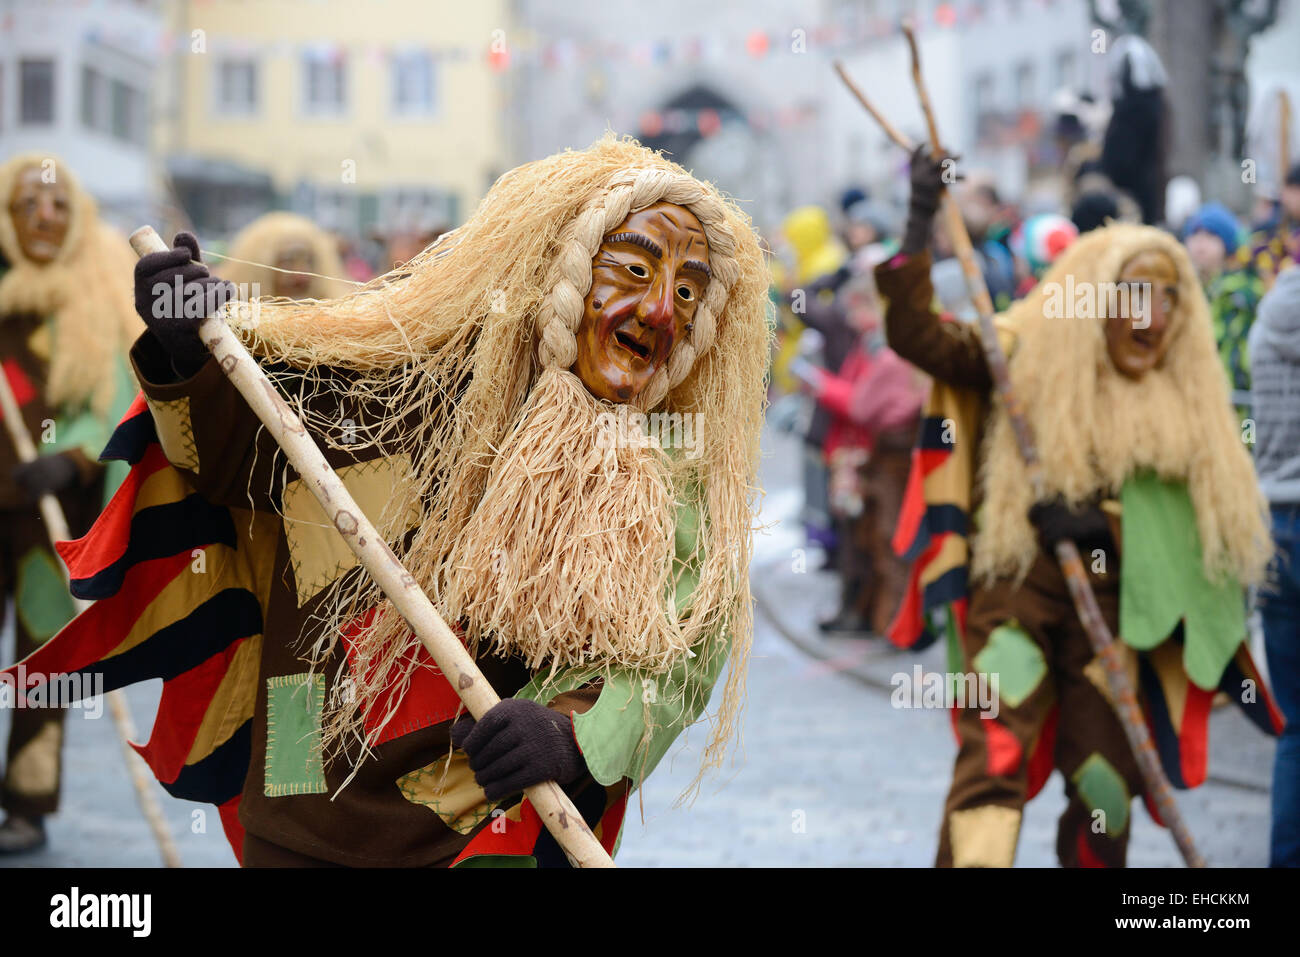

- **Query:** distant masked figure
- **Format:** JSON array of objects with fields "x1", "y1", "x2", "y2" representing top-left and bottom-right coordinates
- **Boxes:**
[
  {"x1": 0, "y1": 153, "x2": 141, "y2": 853},
  {"x1": 219, "y1": 212, "x2": 351, "y2": 301}
]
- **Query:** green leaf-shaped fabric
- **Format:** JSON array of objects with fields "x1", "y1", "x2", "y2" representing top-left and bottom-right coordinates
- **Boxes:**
[{"x1": 1119, "y1": 472, "x2": 1246, "y2": 690}]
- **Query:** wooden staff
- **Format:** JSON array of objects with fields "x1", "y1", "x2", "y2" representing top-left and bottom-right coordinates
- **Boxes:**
[
  {"x1": 899, "y1": 21, "x2": 1203, "y2": 867},
  {"x1": 129, "y1": 226, "x2": 615, "y2": 869},
  {"x1": 835, "y1": 26, "x2": 1205, "y2": 866},
  {"x1": 0, "y1": 368, "x2": 181, "y2": 867}
]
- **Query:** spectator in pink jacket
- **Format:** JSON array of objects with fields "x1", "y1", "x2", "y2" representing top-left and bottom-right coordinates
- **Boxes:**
[{"x1": 793, "y1": 267, "x2": 928, "y2": 636}]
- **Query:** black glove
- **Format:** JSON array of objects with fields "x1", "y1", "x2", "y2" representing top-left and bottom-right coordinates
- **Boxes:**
[
  {"x1": 11, "y1": 454, "x2": 79, "y2": 502},
  {"x1": 133, "y1": 232, "x2": 236, "y2": 376},
  {"x1": 900, "y1": 144, "x2": 961, "y2": 256},
  {"x1": 450, "y1": 698, "x2": 586, "y2": 802},
  {"x1": 1027, "y1": 498, "x2": 1115, "y2": 555}
]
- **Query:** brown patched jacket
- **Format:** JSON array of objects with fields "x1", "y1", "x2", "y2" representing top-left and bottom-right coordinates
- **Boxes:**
[{"x1": 131, "y1": 332, "x2": 601, "y2": 867}]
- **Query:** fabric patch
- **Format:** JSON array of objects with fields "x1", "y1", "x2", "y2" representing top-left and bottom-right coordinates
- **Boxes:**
[
  {"x1": 2, "y1": 356, "x2": 38, "y2": 406},
  {"x1": 146, "y1": 395, "x2": 199, "y2": 471},
  {"x1": 1071, "y1": 752, "x2": 1130, "y2": 837},
  {"x1": 948, "y1": 805, "x2": 1021, "y2": 867},
  {"x1": 984, "y1": 718, "x2": 1023, "y2": 777},
  {"x1": 25, "y1": 322, "x2": 52, "y2": 361},
  {"x1": 1119, "y1": 472, "x2": 1245, "y2": 689},
  {"x1": 264, "y1": 673, "x2": 328, "y2": 797},
  {"x1": 972, "y1": 621, "x2": 1046, "y2": 709},
  {"x1": 1081, "y1": 643, "x2": 1140, "y2": 711},
  {"x1": 397, "y1": 751, "x2": 492, "y2": 834},
  {"x1": 281, "y1": 454, "x2": 418, "y2": 607},
  {"x1": 15, "y1": 547, "x2": 78, "y2": 643}
]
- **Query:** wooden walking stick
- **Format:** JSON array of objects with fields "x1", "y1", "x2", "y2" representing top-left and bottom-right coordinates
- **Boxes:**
[
  {"x1": 129, "y1": 226, "x2": 615, "y2": 868},
  {"x1": 0, "y1": 368, "x2": 181, "y2": 867},
  {"x1": 896, "y1": 20, "x2": 1205, "y2": 867}
]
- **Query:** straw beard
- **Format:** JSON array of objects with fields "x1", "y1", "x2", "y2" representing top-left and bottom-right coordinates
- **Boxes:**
[
  {"x1": 439, "y1": 366, "x2": 688, "y2": 674},
  {"x1": 969, "y1": 225, "x2": 1271, "y2": 589},
  {"x1": 0, "y1": 249, "x2": 128, "y2": 417}
]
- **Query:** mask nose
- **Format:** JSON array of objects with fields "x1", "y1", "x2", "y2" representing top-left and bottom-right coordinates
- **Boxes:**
[
  {"x1": 636, "y1": 271, "x2": 675, "y2": 331},
  {"x1": 1149, "y1": 295, "x2": 1172, "y2": 336},
  {"x1": 35, "y1": 193, "x2": 55, "y2": 225}
]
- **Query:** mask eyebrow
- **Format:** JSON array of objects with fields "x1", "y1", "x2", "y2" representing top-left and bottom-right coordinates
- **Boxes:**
[
  {"x1": 681, "y1": 259, "x2": 711, "y2": 279},
  {"x1": 605, "y1": 231, "x2": 662, "y2": 258}
]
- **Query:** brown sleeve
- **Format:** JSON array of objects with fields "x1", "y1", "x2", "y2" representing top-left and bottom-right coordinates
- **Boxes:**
[
  {"x1": 874, "y1": 251, "x2": 992, "y2": 392},
  {"x1": 130, "y1": 330, "x2": 286, "y2": 510},
  {"x1": 547, "y1": 682, "x2": 604, "y2": 720},
  {"x1": 62, "y1": 447, "x2": 105, "y2": 487}
]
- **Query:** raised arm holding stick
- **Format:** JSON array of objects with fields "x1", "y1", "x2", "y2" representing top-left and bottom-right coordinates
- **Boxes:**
[{"x1": 832, "y1": 24, "x2": 1280, "y2": 868}]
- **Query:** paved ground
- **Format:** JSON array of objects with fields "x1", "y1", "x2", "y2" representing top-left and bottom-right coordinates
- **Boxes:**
[{"x1": 0, "y1": 422, "x2": 1277, "y2": 867}]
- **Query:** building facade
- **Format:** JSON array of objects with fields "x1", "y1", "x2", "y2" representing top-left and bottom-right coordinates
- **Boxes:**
[
  {"x1": 158, "y1": 0, "x2": 512, "y2": 239},
  {"x1": 0, "y1": 0, "x2": 162, "y2": 232}
]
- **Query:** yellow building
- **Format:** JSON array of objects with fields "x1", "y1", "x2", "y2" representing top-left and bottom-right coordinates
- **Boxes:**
[{"x1": 158, "y1": 0, "x2": 511, "y2": 238}]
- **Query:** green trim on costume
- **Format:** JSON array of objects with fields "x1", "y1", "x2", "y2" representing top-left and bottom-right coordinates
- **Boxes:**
[
  {"x1": 1071, "y1": 752, "x2": 1129, "y2": 837},
  {"x1": 15, "y1": 547, "x2": 78, "y2": 642},
  {"x1": 973, "y1": 620, "x2": 1046, "y2": 709},
  {"x1": 514, "y1": 482, "x2": 728, "y2": 790},
  {"x1": 43, "y1": 345, "x2": 137, "y2": 506},
  {"x1": 944, "y1": 606, "x2": 963, "y2": 676},
  {"x1": 1119, "y1": 472, "x2": 1245, "y2": 690}
]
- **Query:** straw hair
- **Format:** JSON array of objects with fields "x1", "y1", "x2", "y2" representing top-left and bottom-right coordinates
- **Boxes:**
[
  {"x1": 0, "y1": 153, "x2": 142, "y2": 417},
  {"x1": 218, "y1": 211, "x2": 351, "y2": 300},
  {"x1": 219, "y1": 136, "x2": 770, "y2": 780},
  {"x1": 972, "y1": 223, "x2": 1271, "y2": 588}
]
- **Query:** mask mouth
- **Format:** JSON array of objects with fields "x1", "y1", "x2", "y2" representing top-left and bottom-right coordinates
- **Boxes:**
[
  {"x1": 1128, "y1": 326, "x2": 1163, "y2": 351},
  {"x1": 614, "y1": 329, "x2": 654, "y2": 362}
]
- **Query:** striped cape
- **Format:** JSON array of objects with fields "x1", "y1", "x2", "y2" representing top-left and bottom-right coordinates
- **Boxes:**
[{"x1": 3, "y1": 394, "x2": 626, "y2": 865}]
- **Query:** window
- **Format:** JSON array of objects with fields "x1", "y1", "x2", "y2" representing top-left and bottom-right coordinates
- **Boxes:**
[
  {"x1": 81, "y1": 66, "x2": 145, "y2": 143},
  {"x1": 82, "y1": 65, "x2": 108, "y2": 132},
  {"x1": 20, "y1": 58, "x2": 55, "y2": 125},
  {"x1": 391, "y1": 51, "x2": 436, "y2": 115},
  {"x1": 216, "y1": 58, "x2": 258, "y2": 115},
  {"x1": 109, "y1": 78, "x2": 146, "y2": 144},
  {"x1": 1014, "y1": 61, "x2": 1035, "y2": 108},
  {"x1": 302, "y1": 50, "x2": 346, "y2": 115}
]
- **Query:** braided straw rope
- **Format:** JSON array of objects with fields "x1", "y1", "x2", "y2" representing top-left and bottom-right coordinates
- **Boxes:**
[{"x1": 535, "y1": 167, "x2": 741, "y2": 411}]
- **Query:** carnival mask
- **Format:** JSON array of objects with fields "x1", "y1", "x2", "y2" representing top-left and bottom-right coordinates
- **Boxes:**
[
  {"x1": 272, "y1": 237, "x2": 316, "y2": 298},
  {"x1": 572, "y1": 201, "x2": 710, "y2": 403},
  {"x1": 7, "y1": 164, "x2": 71, "y2": 265},
  {"x1": 1104, "y1": 249, "x2": 1178, "y2": 379}
]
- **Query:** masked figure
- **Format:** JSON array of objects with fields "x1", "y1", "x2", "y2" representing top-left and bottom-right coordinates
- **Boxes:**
[
  {"x1": 882, "y1": 147, "x2": 1281, "y2": 867},
  {"x1": 219, "y1": 211, "x2": 351, "y2": 301},
  {"x1": 12, "y1": 137, "x2": 769, "y2": 867},
  {"x1": 0, "y1": 154, "x2": 141, "y2": 852}
]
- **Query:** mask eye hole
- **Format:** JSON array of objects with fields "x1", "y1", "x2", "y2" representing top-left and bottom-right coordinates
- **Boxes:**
[
  {"x1": 626, "y1": 263, "x2": 649, "y2": 279},
  {"x1": 677, "y1": 285, "x2": 694, "y2": 302}
]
